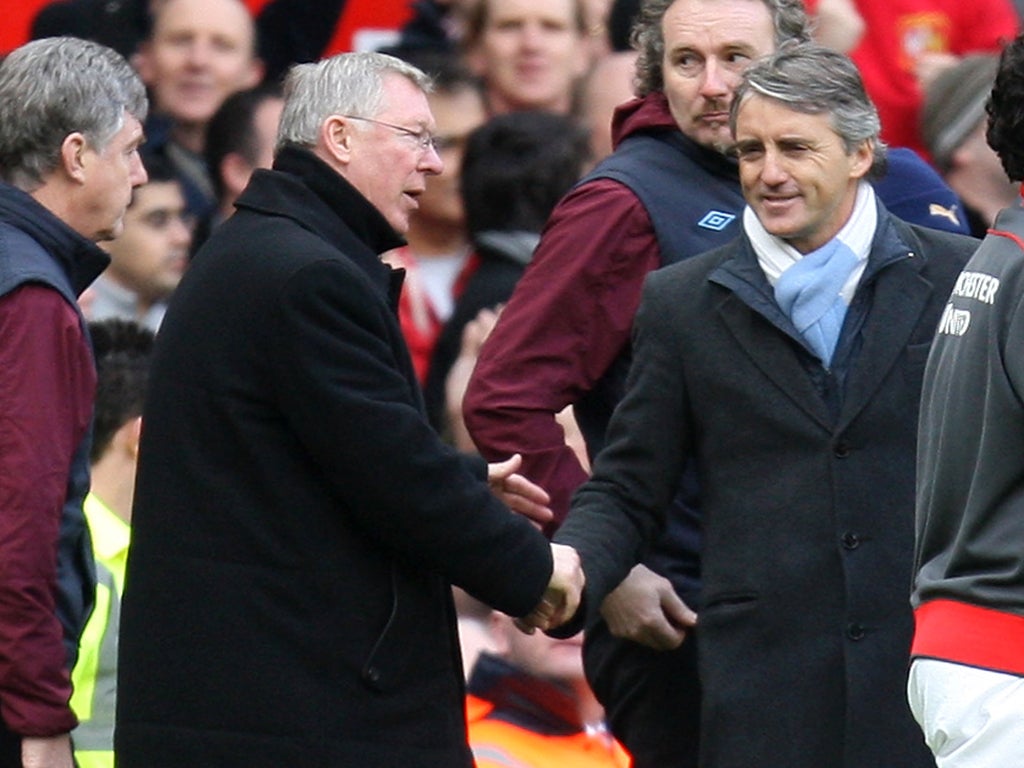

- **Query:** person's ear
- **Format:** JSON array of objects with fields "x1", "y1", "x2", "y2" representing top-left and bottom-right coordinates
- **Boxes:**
[
  {"x1": 134, "y1": 42, "x2": 156, "y2": 86},
  {"x1": 60, "y1": 132, "x2": 89, "y2": 183},
  {"x1": 124, "y1": 416, "x2": 143, "y2": 461},
  {"x1": 465, "y1": 42, "x2": 488, "y2": 78},
  {"x1": 485, "y1": 610, "x2": 514, "y2": 655},
  {"x1": 241, "y1": 57, "x2": 265, "y2": 91},
  {"x1": 321, "y1": 115, "x2": 354, "y2": 166},
  {"x1": 220, "y1": 151, "x2": 255, "y2": 200},
  {"x1": 850, "y1": 139, "x2": 875, "y2": 180}
]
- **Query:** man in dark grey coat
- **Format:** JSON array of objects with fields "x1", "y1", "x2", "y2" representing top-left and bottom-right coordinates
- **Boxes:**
[
  {"x1": 551, "y1": 45, "x2": 976, "y2": 768},
  {"x1": 116, "y1": 52, "x2": 582, "y2": 768}
]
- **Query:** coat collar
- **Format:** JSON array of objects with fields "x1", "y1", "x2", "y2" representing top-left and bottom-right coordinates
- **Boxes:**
[
  {"x1": 235, "y1": 147, "x2": 407, "y2": 306},
  {"x1": 0, "y1": 182, "x2": 110, "y2": 296},
  {"x1": 707, "y1": 201, "x2": 933, "y2": 430},
  {"x1": 238, "y1": 146, "x2": 406, "y2": 258}
]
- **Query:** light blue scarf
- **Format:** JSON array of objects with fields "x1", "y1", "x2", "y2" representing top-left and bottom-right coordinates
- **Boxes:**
[{"x1": 746, "y1": 182, "x2": 877, "y2": 368}]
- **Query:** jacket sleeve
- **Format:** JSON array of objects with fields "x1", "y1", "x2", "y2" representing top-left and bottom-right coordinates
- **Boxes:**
[
  {"x1": 553, "y1": 271, "x2": 691, "y2": 619},
  {"x1": 0, "y1": 285, "x2": 90, "y2": 736},
  {"x1": 267, "y1": 258, "x2": 552, "y2": 618},
  {"x1": 462, "y1": 179, "x2": 661, "y2": 528}
]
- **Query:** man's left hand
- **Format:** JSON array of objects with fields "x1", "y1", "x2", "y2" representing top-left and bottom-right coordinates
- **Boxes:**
[{"x1": 488, "y1": 454, "x2": 553, "y2": 527}]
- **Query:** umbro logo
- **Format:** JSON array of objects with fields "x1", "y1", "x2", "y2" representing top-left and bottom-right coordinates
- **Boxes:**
[{"x1": 698, "y1": 211, "x2": 737, "y2": 231}]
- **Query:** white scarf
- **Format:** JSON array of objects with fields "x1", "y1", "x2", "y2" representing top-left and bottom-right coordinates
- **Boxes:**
[{"x1": 746, "y1": 181, "x2": 877, "y2": 303}]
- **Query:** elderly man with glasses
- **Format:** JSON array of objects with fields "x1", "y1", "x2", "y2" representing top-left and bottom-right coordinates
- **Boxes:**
[{"x1": 115, "y1": 51, "x2": 583, "y2": 768}]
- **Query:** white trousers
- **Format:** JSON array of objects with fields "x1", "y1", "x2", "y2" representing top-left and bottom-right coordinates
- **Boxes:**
[{"x1": 908, "y1": 658, "x2": 1024, "y2": 767}]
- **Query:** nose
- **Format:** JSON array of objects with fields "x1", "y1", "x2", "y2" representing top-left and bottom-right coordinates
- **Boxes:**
[
  {"x1": 185, "y1": 39, "x2": 211, "y2": 68},
  {"x1": 421, "y1": 144, "x2": 444, "y2": 175},
  {"x1": 130, "y1": 151, "x2": 148, "y2": 187},
  {"x1": 699, "y1": 57, "x2": 731, "y2": 98},
  {"x1": 760, "y1": 149, "x2": 788, "y2": 185},
  {"x1": 171, "y1": 215, "x2": 193, "y2": 247},
  {"x1": 519, "y1": 20, "x2": 543, "y2": 50}
]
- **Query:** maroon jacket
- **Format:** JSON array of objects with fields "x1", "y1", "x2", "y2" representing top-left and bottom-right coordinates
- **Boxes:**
[
  {"x1": 462, "y1": 93, "x2": 673, "y2": 524},
  {"x1": 0, "y1": 286, "x2": 94, "y2": 736}
]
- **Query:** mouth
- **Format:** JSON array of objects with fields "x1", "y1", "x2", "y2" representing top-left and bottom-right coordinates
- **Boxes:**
[
  {"x1": 167, "y1": 252, "x2": 189, "y2": 274},
  {"x1": 698, "y1": 111, "x2": 730, "y2": 125},
  {"x1": 516, "y1": 61, "x2": 548, "y2": 78},
  {"x1": 175, "y1": 81, "x2": 215, "y2": 99},
  {"x1": 759, "y1": 193, "x2": 800, "y2": 214},
  {"x1": 403, "y1": 189, "x2": 423, "y2": 209}
]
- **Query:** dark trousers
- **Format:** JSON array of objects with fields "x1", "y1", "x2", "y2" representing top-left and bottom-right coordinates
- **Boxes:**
[
  {"x1": 0, "y1": 721, "x2": 20, "y2": 768},
  {"x1": 584, "y1": 619, "x2": 701, "y2": 768}
]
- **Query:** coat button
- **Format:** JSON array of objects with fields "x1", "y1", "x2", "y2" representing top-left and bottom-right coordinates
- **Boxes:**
[
  {"x1": 846, "y1": 622, "x2": 865, "y2": 641},
  {"x1": 834, "y1": 442, "x2": 851, "y2": 458},
  {"x1": 365, "y1": 667, "x2": 381, "y2": 683},
  {"x1": 842, "y1": 532, "x2": 860, "y2": 550}
]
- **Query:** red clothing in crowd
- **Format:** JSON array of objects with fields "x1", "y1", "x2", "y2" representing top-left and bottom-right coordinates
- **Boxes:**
[
  {"x1": 382, "y1": 246, "x2": 445, "y2": 385},
  {"x1": 244, "y1": 0, "x2": 411, "y2": 54},
  {"x1": 2, "y1": 0, "x2": 411, "y2": 56},
  {"x1": 0, "y1": 285, "x2": 95, "y2": 736},
  {"x1": 0, "y1": 0, "x2": 50, "y2": 54},
  {"x1": 848, "y1": 0, "x2": 1018, "y2": 157}
]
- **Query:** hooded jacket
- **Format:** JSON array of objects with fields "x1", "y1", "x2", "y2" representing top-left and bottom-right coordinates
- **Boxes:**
[{"x1": 0, "y1": 182, "x2": 108, "y2": 737}]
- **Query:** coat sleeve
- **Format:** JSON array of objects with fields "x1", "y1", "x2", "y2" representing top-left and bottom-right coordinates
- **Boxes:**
[
  {"x1": 553, "y1": 270, "x2": 692, "y2": 618},
  {"x1": 267, "y1": 258, "x2": 552, "y2": 618}
]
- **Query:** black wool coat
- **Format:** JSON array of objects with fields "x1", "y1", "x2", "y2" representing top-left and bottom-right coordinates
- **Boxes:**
[
  {"x1": 116, "y1": 148, "x2": 553, "y2": 768},
  {"x1": 555, "y1": 207, "x2": 977, "y2": 768}
]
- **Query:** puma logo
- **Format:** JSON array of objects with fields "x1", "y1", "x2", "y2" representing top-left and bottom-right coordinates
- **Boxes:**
[{"x1": 929, "y1": 203, "x2": 962, "y2": 228}]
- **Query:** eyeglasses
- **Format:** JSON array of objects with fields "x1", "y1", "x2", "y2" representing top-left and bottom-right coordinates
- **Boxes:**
[{"x1": 342, "y1": 115, "x2": 438, "y2": 153}]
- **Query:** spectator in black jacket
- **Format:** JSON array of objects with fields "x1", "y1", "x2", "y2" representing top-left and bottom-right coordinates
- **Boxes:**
[{"x1": 425, "y1": 109, "x2": 590, "y2": 437}]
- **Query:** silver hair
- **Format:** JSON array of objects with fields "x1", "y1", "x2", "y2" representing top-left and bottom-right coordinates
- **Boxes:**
[
  {"x1": 0, "y1": 37, "x2": 148, "y2": 191},
  {"x1": 276, "y1": 52, "x2": 433, "y2": 151},
  {"x1": 729, "y1": 42, "x2": 887, "y2": 176},
  {"x1": 633, "y1": 0, "x2": 810, "y2": 97}
]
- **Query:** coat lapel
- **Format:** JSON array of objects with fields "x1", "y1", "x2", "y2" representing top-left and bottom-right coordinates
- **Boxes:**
[
  {"x1": 716, "y1": 291, "x2": 833, "y2": 430},
  {"x1": 837, "y1": 256, "x2": 931, "y2": 431}
]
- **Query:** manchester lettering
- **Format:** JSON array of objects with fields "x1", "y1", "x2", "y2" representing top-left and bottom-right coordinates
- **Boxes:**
[{"x1": 953, "y1": 271, "x2": 1000, "y2": 304}]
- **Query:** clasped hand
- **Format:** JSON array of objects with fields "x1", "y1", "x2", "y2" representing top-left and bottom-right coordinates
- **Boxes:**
[{"x1": 519, "y1": 543, "x2": 584, "y2": 632}]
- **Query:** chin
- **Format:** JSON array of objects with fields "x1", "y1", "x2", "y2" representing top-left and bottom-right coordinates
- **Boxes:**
[{"x1": 94, "y1": 223, "x2": 123, "y2": 243}]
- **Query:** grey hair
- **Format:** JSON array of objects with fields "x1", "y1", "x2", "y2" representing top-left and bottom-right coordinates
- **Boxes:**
[
  {"x1": 276, "y1": 52, "x2": 433, "y2": 151},
  {"x1": 0, "y1": 37, "x2": 148, "y2": 191},
  {"x1": 729, "y1": 42, "x2": 887, "y2": 177},
  {"x1": 633, "y1": 0, "x2": 810, "y2": 97}
]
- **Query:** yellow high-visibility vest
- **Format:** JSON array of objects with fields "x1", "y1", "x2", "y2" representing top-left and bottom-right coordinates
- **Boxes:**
[{"x1": 70, "y1": 493, "x2": 129, "y2": 768}]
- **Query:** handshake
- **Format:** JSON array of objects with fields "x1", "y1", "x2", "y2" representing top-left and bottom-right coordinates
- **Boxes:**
[
  {"x1": 519, "y1": 543, "x2": 585, "y2": 632},
  {"x1": 485, "y1": 456, "x2": 585, "y2": 632}
]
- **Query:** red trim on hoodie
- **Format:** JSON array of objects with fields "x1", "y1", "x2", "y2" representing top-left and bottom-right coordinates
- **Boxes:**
[{"x1": 912, "y1": 599, "x2": 1024, "y2": 676}]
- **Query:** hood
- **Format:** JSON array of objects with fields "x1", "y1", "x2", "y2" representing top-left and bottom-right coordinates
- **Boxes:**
[
  {"x1": 610, "y1": 91, "x2": 680, "y2": 149},
  {"x1": 472, "y1": 230, "x2": 540, "y2": 267}
]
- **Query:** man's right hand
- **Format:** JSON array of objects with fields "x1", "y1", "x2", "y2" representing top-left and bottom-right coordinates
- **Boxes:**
[
  {"x1": 21, "y1": 733, "x2": 74, "y2": 768},
  {"x1": 600, "y1": 563, "x2": 697, "y2": 650},
  {"x1": 519, "y1": 543, "x2": 584, "y2": 631}
]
